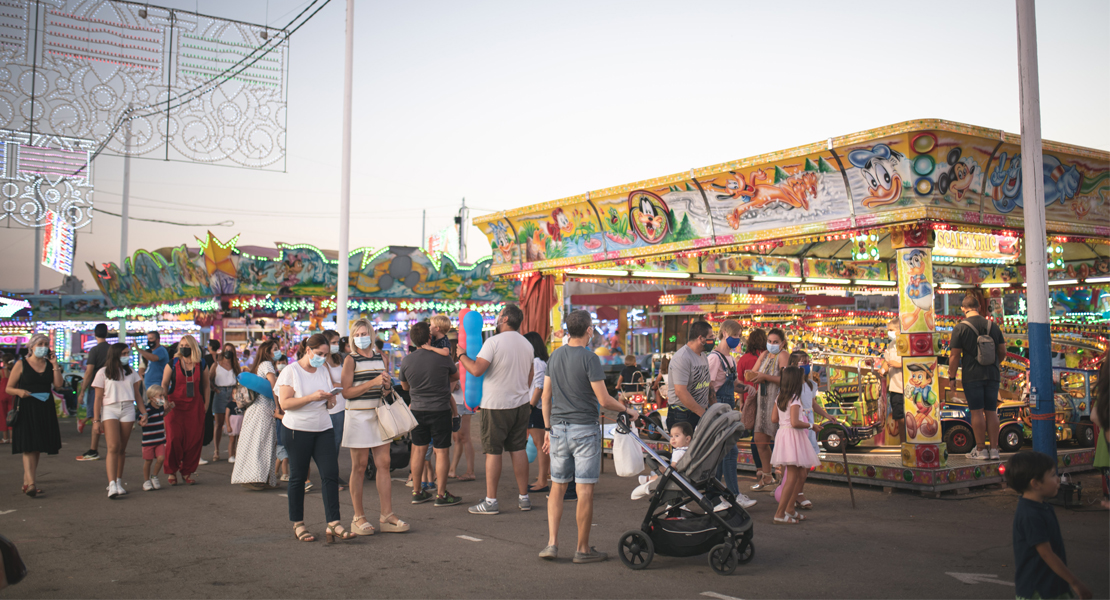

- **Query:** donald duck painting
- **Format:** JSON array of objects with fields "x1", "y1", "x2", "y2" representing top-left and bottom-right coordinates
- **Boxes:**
[{"x1": 900, "y1": 248, "x2": 935, "y2": 331}]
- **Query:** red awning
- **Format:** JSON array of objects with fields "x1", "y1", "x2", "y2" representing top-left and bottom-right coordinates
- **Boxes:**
[{"x1": 571, "y1": 289, "x2": 690, "y2": 308}]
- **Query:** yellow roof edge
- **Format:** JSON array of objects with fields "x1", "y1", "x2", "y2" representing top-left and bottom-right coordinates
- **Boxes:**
[{"x1": 473, "y1": 118, "x2": 1109, "y2": 225}]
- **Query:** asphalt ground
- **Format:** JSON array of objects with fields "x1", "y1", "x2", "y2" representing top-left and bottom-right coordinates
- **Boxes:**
[{"x1": 1, "y1": 417, "x2": 1108, "y2": 600}]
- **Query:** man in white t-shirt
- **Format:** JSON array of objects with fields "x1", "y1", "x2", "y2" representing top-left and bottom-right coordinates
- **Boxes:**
[{"x1": 459, "y1": 304, "x2": 534, "y2": 515}]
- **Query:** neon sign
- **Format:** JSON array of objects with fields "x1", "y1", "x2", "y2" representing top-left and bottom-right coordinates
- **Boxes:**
[
  {"x1": 934, "y1": 231, "x2": 1020, "y2": 261},
  {"x1": 41, "y1": 209, "x2": 76, "y2": 275}
]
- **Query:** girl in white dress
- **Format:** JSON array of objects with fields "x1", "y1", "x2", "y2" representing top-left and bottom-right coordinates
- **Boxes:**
[{"x1": 787, "y1": 350, "x2": 839, "y2": 511}]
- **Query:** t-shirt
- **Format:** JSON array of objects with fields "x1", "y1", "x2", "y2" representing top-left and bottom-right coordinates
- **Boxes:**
[
  {"x1": 399, "y1": 349, "x2": 458, "y2": 412},
  {"x1": 884, "y1": 344, "x2": 904, "y2": 394},
  {"x1": 667, "y1": 344, "x2": 711, "y2": 410},
  {"x1": 276, "y1": 361, "x2": 333, "y2": 432},
  {"x1": 547, "y1": 345, "x2": 605, "y2": 425},
  {"x1": 92, "y1": 366, "x2": 142, "y2": 406},
  {"x1": 225, "y1": 402, "x2": 240, "y2": 417},
  {"x1": 707, "y1": 350, "x2": 736, "y2": 394},
  {"x1": 86, "y1": 341, "x2": 110, "y2": 376},
  {"x1": 431, "y1": 335, "x2": 451, "y2": 350},
  {"x1": 619, "y1": 365, "x2": 644, "y2": 391},
  {"x1": 949, "y1": 315, "x2": 1005, "y2": 382},
  {"x1": 1012, "y1": 497, "x2": 1069, "y2": 599},
  {"x1": 142, "y1": 405, "x2": 165, "y2": 447},
  {"x1": 532, "y1": 358, "x2": 546, "y2": 391},
  {"x1": 325, "y1": 362, "x2": 346, "y2": 414},
  {"x1": 475, "y1": 330, "x2": 534, "y2": 410},
  {"x1": 736, "y1": 352, "x2": 758, "y2": 386},
  {"x1": 144, "y1": 345, "x2": 169, "y2": 388}
]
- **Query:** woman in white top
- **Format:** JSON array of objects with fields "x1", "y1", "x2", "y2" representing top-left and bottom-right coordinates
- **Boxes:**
[
  {"x1": 524, "y1": 332, "x2": 550, "y2": 493},
  {"x1": 208, "y1": 342, "x2": 240, "y2": 462},
  {"x1": 322, "y1": 330, "x2": 347, "y2": 466},
  {"x1": 231, "y1": 341, "x2": 280, "y2": 490},
  {"x1": 341, "y1": 318, "x2": 409, "y2": 535},
  {"x1": 93, "y1": 342, "x2": 147, "y2": 498},
  {"x1": 277, "y1": 334, "x2": 354, "y2": 543}
]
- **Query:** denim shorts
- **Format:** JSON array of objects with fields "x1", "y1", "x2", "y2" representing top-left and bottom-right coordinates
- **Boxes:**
[
  {"x1": 549, "y1": 422, "x2": 601, "y2": 485},
  {"x1": 962, "y1": 378, "x2": 999, "y2": 412}
]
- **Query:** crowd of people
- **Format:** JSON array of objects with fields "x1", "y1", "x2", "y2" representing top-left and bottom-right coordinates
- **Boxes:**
[{"x1": 2, "y1": 294, "x2": 1107, "y2": 585}]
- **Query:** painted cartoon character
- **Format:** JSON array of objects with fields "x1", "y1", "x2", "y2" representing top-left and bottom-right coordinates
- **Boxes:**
[
  {"x1": 279, "y1": 258, "x2": 304, "y2": 292},
  {"x1": 848, "y1": 143, "x2": 904, "y2": 208},
  {"x1": 545, "y1": 208, "x2": 574, "y2": 242},
  {"x1": 989, "y1": 152, "x2": 1082, "y2": 213},
  {"x1": 901, "y1": 249, "x2": 935, "y2": 331},
  {"x1": 722, "y1": 170, "x2": 814, "y2": 226},
  {"x1": 628, "y1": 191, "x2": 670, "y2": 243},
  {"x1": 904, "y1": 362, "x2": 938, "y2": 440},
  {"x1": 709, "y1": 171, "x2": 755, "y2": 201},
  {"x1": 489, "y1": 221, "x2": 514, "y2": 263},
  {"x1": 936, "y1": 148, "x2": 976, "y2": 202}
]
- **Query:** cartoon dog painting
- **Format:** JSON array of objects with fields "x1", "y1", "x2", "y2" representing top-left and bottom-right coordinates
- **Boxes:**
[
  {"x1": 900, "y1": 248, "x2": 935, "y2": 331},
  {"x1": 848, "y1": 143, "x2": 905, "y2": 208}
]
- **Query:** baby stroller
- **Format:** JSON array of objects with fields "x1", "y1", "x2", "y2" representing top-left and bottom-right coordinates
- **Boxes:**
[{"x1": 615, "y1": 404, "x2": 754, "y2": 575}]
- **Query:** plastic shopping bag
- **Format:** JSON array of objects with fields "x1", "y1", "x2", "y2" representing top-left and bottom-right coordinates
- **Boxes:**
[{"x1": 613, "y1": 427, "x2": 645, "y2": 477}]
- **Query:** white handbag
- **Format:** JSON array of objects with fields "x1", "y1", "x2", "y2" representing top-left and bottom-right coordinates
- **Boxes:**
[{"x1": 376, "y1": 396, "x2": 417, "y2": 439}]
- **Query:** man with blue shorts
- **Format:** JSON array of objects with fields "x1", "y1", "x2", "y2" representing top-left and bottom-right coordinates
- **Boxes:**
[
  {"x1": 539, "y1": 309, "x2": 639, "y2": 564},
  {"x1": 947, "y1": 294, "x2": 1006, "y2": 460}
]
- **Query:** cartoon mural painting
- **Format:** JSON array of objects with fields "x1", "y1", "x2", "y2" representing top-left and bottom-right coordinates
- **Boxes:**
[
  {"x1": 718, "y1": 169, "x2": 815, "y2": 227},
  {"x1": 847, "y1": 143, "x2": 905, "y2": 208},
  {"x1": 935, "y1": 148, "x2": 977, "y2": 202},
  {"x1": 898, "y1": 248, "x2": 935, "y2": 332},
  {"x1": 488, "y1": 221, "x2": 516, "y2": 265},
  {"x1": 988, "y1": 152, "x2": 1083, "y2": 213},
  {"x1": 903, "y1": 360, "x2": 941, "y2": 442},
  {"x1": 629, "y1": 191, "x2": 670, "y2": 243}
]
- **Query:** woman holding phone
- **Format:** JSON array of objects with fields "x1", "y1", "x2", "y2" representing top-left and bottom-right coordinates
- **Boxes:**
[{"x1": 277, "y1": 334, "x2": 354, "y2": 543}]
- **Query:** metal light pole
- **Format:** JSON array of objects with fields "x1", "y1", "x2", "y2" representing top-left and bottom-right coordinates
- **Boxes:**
[
  {"x1": 1016, "y1": 0, "x2": 1055, "y2": 460},
  {"x1": 458, "y1": 197, "x2": 469, "y2": 263},
  {"x1": 336, "y1": 0, "x2": 354, "y2": 335},
  {"x1": 119, "y1": 105, "x2": 132, "y2": 344}
]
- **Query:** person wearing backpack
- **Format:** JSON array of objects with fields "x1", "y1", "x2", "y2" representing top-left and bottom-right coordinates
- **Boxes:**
[{"x1": 947, "y1": 294, "x2": 1007, "y2": 460}]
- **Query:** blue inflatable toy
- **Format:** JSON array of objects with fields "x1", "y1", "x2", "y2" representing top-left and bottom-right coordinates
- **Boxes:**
[
  {"x1": 526, "y1": 435, "x2": 538, "y2": 463},
  {"x1": 463, "y1": 310, "x2": 484, "y2": 410},
  {"x1": 238, "y1": 371, "x2": 274, "y2": 400}
]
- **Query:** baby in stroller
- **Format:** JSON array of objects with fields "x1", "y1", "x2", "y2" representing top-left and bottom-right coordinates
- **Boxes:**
[
  {"x1": 615, "y1": 404, "x2": 755, "y2": 575},
  {"x1": 630, "y1": 422, "x2": 691, "y2": 500}
]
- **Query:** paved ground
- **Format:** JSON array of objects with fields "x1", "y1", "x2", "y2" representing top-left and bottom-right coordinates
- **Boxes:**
[{"x1": 1, "y1": 418, "x2": 1107, "y2": 599}]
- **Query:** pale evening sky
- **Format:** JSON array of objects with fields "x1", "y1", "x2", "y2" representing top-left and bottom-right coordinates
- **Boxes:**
[{"x1": 1, "y1": 0, "x2": 1108, "y2": 292}]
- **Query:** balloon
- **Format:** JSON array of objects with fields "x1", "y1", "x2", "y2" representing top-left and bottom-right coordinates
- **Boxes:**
[
  {"x1": 463, "y1": 310, "x2": 485, "y2": 410},
  {"x1": 526, "y1": 435, "x2": 537, "y2": 463}
]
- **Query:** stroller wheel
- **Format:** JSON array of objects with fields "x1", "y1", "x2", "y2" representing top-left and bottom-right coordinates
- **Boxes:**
[
  {"x1": 708, "y1": 543, "x2": 739, "y2": 576},
  {"x1": 736, "y1": 540, "x2": 754, "y2": 565},
  {"x1": 617, "y1": 530, "x2": 654, "y2": 570}
]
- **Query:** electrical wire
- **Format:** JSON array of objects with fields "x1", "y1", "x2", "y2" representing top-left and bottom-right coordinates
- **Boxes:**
[
  {"x1": 74, "y1": 0, "x2": 332, "y2": 175},
  {"x1": 94, "y1": 207, "x2": 234, "y2": 228}
]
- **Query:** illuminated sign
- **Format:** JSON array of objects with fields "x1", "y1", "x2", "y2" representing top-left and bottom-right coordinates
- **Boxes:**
[
  {"x1": 41, "y1": 209, "x2": 75, "y2": 276},
  {"x1": 934, "y1": 231, "x2": 1020, "y2": 261},
  {"x1": 0, "y1": 297, "x2": 31, "y2": 319}
]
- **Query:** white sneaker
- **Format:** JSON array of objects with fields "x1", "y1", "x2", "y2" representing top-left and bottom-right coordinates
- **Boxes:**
[
  {"x1": 142, "y1": 479, "x2": 154, "y2": 491},
  {"x1": 713, "y1": 499, "x2": 730, "y2": 512},
  {"x1": 151, "y1": 476, "x2": 162, "y2": 490},
  {"x1": 108, "y1": 481, "x2": 120, "y2": 499},
  {"x1": 638, "y1": 475, "x2": 649, "y2": 485},
  {"x1": 228, "y1": 456, "x2": 236, "y2": 464},
  {"x1": 989, "y1": 449, "x2": 1001, "y2": 460},
  {"x1": 967, "y1": 448, "x2": 990, "y2": 460},
  {"x1": 116, "y1": 479, "x2": 128, "y2": 495},
  {"x1": 736, "y1": 494, "x2": 757, "y2": 509},
  {"x1": 631, "y1": 480, "x2": 654, "y2": 501},
  {"x1": 198, "y1": 457, "x2": 210, "y2": 465}
]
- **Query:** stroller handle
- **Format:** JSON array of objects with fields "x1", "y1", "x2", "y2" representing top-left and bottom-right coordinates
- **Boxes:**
[{"x1": 615, "y1": 412, "x2": 647, "y2": 435}]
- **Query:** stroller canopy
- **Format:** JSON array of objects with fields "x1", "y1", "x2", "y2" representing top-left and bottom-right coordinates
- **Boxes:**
[{"x1": 673, "y1": 403, "x2": 744, "y2": 485}]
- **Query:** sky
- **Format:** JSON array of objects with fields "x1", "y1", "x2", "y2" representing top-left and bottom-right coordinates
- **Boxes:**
[{"x1": 2, "y1": 0, "x2": 1108, "y2": 293}]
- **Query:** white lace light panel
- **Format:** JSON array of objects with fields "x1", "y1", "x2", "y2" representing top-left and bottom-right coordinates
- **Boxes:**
[
  {"x1": 1, "y1": 127, "x2": 96, "y2": 228},
  {"x1": 0, "y1": 0, "x2": 289, "y2": 176}
]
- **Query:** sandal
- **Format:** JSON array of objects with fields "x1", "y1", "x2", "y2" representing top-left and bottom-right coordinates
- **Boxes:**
[
  {"x1": 379, "y1": 512, "x2": 410, "y2": 533},
  {"x1": 22, "y1": 484, "x2": 41, "y2": 498},
  {"x1": 183, "y1": 474, "x2": 197, "y2": 485},
  {"x1": 772, "y1": 514, "x2": 798, "y2": 525},
  {"x1": 796, "y1": 497, "x2": 813, "y2": 510},
  {"x1": 456, "y1": 474, "x2": 476, "y2": 482},
  {"x1": 750, "y1": 473, "x2": 777, "y2": 491},
  {"x1": 351, "y1": 515, "x2": 376, "y2": 536},
  {"x1": 293, "y1": 522, "x2": 316, "y2": 542},
  {"x1": 167, "y1": 475, "x2": 178, "y2": 486},
  {"x1": 325, "y1": 522, "x2": 357, "y2": 543},
  {"x1": 788, "y1": 511, "x2": 807, "y2": 522}
]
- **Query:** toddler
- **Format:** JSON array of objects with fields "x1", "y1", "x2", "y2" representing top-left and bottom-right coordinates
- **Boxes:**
[
  {"x1": 631, "y1": 422, "x2": 692, "y2": 499},
  {"x1": 224, "y1": 398, "x2": 242, "y2": 464},
  {"x1": 422, "y1": 314, "x2": 453, "y2": 357},
  {"x1": 141, "y1": 385, "x2": 167, "y2": 491},
  {"x1": 1006, "y1": 451, "x2": 1091, "y2": 600}
]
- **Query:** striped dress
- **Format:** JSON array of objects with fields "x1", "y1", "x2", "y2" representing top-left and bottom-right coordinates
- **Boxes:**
[{"x1": 341, "y1": 351, "x2": 390, "y2": 449}]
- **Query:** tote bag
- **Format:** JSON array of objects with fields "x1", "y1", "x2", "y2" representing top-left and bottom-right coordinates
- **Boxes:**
[{"x1": 376, "y1": 395, "x2": 417, "y2": 439}]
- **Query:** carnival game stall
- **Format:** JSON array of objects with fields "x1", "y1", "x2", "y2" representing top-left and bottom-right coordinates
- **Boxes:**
[{"x1": 475, "y1": 119, "x2": 1109, "y2": 493}]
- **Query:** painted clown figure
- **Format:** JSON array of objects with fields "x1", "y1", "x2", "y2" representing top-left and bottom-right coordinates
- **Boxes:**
[{"x1": 904, "y1": 362, "x2": 939, "y2": 440}]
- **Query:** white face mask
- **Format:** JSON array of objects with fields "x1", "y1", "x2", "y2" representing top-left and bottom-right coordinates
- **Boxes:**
[
  {"x1": 888, "y1": 330, "x2": 897, "y2": 340},
  {"x1": 353, "y1": 336, "x2": 372, "y2": 350},
  {"x1": 330, "y1": 344, "x2": 340, "y2": 354},
  {"x1": 767, "y1": 343, "x2": 781, "y2": 355}
]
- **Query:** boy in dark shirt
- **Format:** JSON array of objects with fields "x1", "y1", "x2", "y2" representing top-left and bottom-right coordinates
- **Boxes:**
[{"x1": 1006, "y1": 451, "x2": 1091, "y2": 600}]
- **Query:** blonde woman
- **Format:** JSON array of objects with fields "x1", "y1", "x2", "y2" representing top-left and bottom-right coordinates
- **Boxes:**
[
  {"x1": 161, "y1": 335, "x2": 209, "y2": 485},
  {"x1": 6, "y1": 334, "x2": 63, "y2": 497},
  {"x1": 342, "y1": 318, "x2": 409, "y2": 535}
]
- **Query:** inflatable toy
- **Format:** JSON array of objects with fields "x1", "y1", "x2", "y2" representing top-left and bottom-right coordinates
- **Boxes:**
[{"x1": 462, "y1": 310, "x2": 485, "y2": 410}]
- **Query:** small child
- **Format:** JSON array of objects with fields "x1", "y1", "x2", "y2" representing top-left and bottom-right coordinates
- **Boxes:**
[
  {"x1": 141, "y1": 385, "x2": 168, "y2": 491},
  {"x1": 224, "y1": 399, "x2": 242, "y2": 464},
  {"x1": 770, "y1": 366, "x2": 822, "y2": 524},
  {"x1": 631, "y1": 422, "x2": 692, "y2": 499},
  {"x1": 787, "y1": 350, "x2": 838, "y2": 511},
  {"x1": 422, "y1": 314, "x2": 453, "y2": 357},
  {"x1": 1006, "y1": 451, "x2": 1091, "y2": 600}
]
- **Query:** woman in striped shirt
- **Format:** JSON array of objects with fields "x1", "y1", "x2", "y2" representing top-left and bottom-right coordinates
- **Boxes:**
[{"x1": 341, "y1": 319, "x2": 409, "y2": 535}]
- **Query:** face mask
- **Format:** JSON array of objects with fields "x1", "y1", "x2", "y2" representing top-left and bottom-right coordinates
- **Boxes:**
[
  {"x1": 309, "y1": 354, "x2": 327, "y2": 368},
  {"x1": 726, "y1": 336, "x2": 741, "y2": 350},
  {"x1": 801, "y1": 364, "x2": 811, "y2": 377},
  {"x1": 767, "y1": 343, "x2": 781, "y2": 355},
  {"x1": 33, "y1": 347, "x2": 48, "y2": 358},
  {"x1": 181, "y1": 347, "x2": 192, "y2": 358},
  {"x1": 353, "y1": 336, "x2": 372, "y2": 350},
  {"x1": 274, "y1": 350, "x2": 284, "y2": 360},
  {"x1": 888, "y1": 331, "x2": 897, "y2": 340},
  {"x1": 147, "y1": 341, "x2": 157, "y2": 350},
  {"x1": 121, "y1": 356, "x2": 131, "y2": 365},
  {"x1": 702, "y1": 338, "x2": 716, "y2": 353},
  {"x1": 223, "y1": 350, "x2": 235, "y2": 360},
  {"x1": 330, "y1": 344, "x2": 340, "y2": 354}
]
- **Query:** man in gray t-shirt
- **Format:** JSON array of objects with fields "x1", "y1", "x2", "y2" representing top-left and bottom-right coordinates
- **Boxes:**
[
  {"x1": 400, "y1": 322, "x2": 461, "y2": 506},
  {"x1": 547, "y1": 345, "x2": 606, "y2": 425},
  {"x1": 667, "y1": 321, "x2": 714, "y2": 430}
]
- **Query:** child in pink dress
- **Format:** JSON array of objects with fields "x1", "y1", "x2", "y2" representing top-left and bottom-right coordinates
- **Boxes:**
[{"x1": 770, "y1": 366, "x2": 822, "y2": 524}]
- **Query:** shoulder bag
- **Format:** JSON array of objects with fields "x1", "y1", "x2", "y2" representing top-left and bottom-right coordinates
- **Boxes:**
[
  {"x1": 376, "y1": 379, "x2": 416, "y2": 439},
  {"x1": 5, "y1": 396, "x2": 18, "y2": 428}
]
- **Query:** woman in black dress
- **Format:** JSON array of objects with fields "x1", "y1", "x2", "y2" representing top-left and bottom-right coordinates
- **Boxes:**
[{"x1": 5, "y1": 334, "x2": 64, "y2": 497}]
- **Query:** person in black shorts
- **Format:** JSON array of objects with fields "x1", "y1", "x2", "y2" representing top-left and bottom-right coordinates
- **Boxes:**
[
  {"x1": 400, "y1": 322, "x2": 462, "y2": 508},
  {"x1": 947, "y1": 294, "x2": 1006, "y2": 460}
]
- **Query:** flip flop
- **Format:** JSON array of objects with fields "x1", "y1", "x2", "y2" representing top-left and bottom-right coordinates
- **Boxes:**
[
  {"x1": 456, "y1": 475, "x2": 476, "y2": 482},
  {"x1": 529, "y1": 485, "x2": 550, "y2": 493}
]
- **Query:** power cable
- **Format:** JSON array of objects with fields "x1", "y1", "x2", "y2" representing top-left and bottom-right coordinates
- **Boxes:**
[{"x1": 94, "y1": 208, "x2": 234, "y2": 228}]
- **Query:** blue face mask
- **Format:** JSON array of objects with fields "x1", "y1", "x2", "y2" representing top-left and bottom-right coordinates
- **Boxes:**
[
  {"x1": 308, "y1": 354, "x2": 327, "y2": 368},
  {"x1": 33, "y1": 346, "x2": 48, "y2": 358},
  {"x1": 273, "y1": 350, "x2": 284, "y2": 360},
  {"x1": 725, "y1": 336, "x2": 741, "y2": 350},
  {"x1": 802, "y1": 364, "x2": 811, "y2": 377},
  {"x1": 353, "y1": 336, "x2": 373, "y2": 350}
]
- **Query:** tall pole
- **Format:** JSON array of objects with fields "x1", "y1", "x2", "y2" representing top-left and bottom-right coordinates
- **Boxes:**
[
  {"x1": 1016, "y1": 0, "x2": 1054, "y2": 460},
  {"x1": 119, "y1": 105, "x2": 132, "y2": 344},
  {"x1": 336, "y1": 0, "x2": 354, "y2": 336},
  {"x1": 458, "y1": 197, "x2": 469, "y2": 264},
  {"x1": 32, "y1": 222, "x2": 41, "y2": 292},
  {"x1": 421, "y1": 209, "x2": 426, "y2": 250}
]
